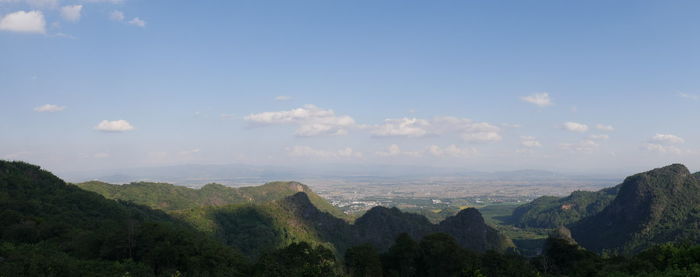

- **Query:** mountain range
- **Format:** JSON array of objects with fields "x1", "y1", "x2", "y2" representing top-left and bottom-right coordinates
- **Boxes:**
[{"x1": 77, "y1": 179, "x2": 513, "y2": 257}]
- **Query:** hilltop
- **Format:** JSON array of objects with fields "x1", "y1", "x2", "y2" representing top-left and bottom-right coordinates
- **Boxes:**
[
  {"x1": 570, "y1": 164, "x2": 700, "y2": 253},
  {"x1": 0, "y1": 160, "x2": 248, "y2": 276},
  {"x1": 509, "y1": 185, "x2": 619, "y2": 228},
  {"x1": 77, "y1": 180, "x2": 346, "y2": 219}
]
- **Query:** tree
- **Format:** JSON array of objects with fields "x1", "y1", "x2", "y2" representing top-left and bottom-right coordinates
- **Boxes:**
[{"x1": 345, "y1": 243, "x2": 382, "y2": 277}]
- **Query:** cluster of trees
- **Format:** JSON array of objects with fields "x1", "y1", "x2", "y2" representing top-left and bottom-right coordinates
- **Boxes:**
[
  {"x1": 340, "y1": 233, "x2": 700, "y2": 277},
  {"x1": 509, "y1": 187, "x2": 618, "y2": 229}
]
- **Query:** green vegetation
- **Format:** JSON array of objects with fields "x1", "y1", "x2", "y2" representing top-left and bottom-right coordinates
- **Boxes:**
[
  {"x1": 509, "y1": 186, "x2": 618, "y2": 229},
  {"x1": 0, "y1": 160, "x2": 249, "y2": 276},
  {"x1": 77, "y1": 180, "x2": 347, "y2": 219},
  {"x1": 571, "y1": 164, "x2": 700, "y2": 253},
  {"x1": 80, "y1": 174, "x2": 515, "y2": 258}
]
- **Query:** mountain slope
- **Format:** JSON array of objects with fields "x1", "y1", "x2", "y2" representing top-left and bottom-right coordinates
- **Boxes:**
[
  {"x1": 183, "y1": 192, "x2": 515, "y2": 257},
  {"x1": 509, "y1": 185, "x2": 619, "y2": 228},
  {"x1": 0, "y1": 160, "x2": 248, "y2": 276},
  {"x1": 77, "y1": 180, "x2": 346, "y2": 219},
  {"x1": 570, "y1": 164, "x2": 700, "y2": 253}
]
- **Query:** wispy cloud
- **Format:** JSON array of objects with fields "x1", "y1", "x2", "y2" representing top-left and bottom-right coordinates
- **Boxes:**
[
  {"x1": 109, "y1": 10, "x2": 124, "y2": 21},
  {"x1": 562, "y1": 122, "x2": 589, "y2": 133},
  {"x1": 287, "y1": 145, "x2": 362, "y2": 159},
  {"x1": 521, "y1": 92, "x2": 553, "y2": 107},
  {"x1": 274, "y1": 96, "x2": 292, "y2": 101},
  {"x1": 520, "y1": 136, "x2": 542, "y2": 148},
  {"x1": 128, "y1": 17, "x2": 146, "y2": 27},
  {"x1": 371, "y1": 116, "x2": 502, "y2": 143},
  {"x1": 94, "y1": 120, "x2": 134, "y2": 132},
  {"x1": 426, "y1": 144, "x2": 476, "y2": 158},
  {"x1": 679, "y1": 93, "x2": 699, "y2": 100},
  {"x1": 245, "y1": 105, "x2": 356, "y2": 136},
  {"x1": 644, "y1": 133, "x2": 685, "y2": 155},
  {"x1": 34, "y1": 104, "x2": 65, "y2": 112},
  {"x1": 595, "y1": 124, "x2": 614, "y2": 131},
  {"x1": 560, "y1": 139, "x2": 599, "y2": 153},
  {"x1": 650, "y1": 133, "x2": 684, "y2": 144},
  {"x1": 60, "y1": 5, "x2": 82, "y2": 22},
  {"x1": 376, "y1": 144, "x2": 421, "y2": 157}
]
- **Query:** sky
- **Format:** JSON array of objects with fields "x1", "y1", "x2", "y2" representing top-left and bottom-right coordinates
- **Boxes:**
[{"x1": 2, "y1": 0, "x2": 700, "y2": 175}]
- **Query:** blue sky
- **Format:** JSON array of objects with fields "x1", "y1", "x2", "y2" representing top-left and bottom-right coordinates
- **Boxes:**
[{"x1": 2, "y1": 0, "x2": 700, "y2": 174}]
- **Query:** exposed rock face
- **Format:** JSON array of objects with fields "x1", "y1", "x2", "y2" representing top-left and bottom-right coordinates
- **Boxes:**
[{"x1": 571, "y1": 164, "x2": 700, "y2": 253}]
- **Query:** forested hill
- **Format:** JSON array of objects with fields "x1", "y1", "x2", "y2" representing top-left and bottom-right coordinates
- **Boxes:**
[
  {"x1": 77, "y1": 180, "x2": 346, "y2": 219},
  {"x1": 570, "y1": 164, "x2": 700, "y2": 253},
  {"x1": 0, "y1": 160, "x2": 249, "y2": 276},
  {"x1": 508, "y1": 185, "x2": 619, "y2": 228},
  {"x1": 77, "y1": 167, "x2": 513, "y2": 257}
]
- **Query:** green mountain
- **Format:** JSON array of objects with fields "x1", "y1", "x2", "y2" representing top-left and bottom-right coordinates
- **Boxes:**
[
  {"x1": 184, "y1": 192, "x2": 514, "y2": 257},
  {"x1": 509, "y1": 186, "x2": 619, "y2": 228},
  {"x1": 0, "y1": 160, "x2": 248, "y2": 276},
  {"x1": 77, "y1": 180, "x2": 346, "y2": 219},
  {"x1": 79, "y1": 178, "x2": 513, "y2": 257},
  {"x1": 570, "y1": 164, "x2": 700, "y2": 253}
]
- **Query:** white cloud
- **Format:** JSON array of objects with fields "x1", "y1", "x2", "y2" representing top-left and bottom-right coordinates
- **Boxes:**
[
  {"x1": 595, "y1": 124, "x2": 615, "y2": 131},
  {"x1": 427, "y1": 145, "x2": 476, "y2": 158},
  {"x1": 60, "y1": 5, "x2": 82, "y2": 22},
  {"x1": 520, "y1": 136, "x2": 542, "y2": 148},
  {"x1": 178, "y1": 149, "x2": 200, "y2": 155},
  {"x1": 560, "y1": 140, "x2": 599, "y2": 153},
  {"x1": 245, "y1": 104, "x2": 356, "y2": 136},
  {"x1": 109, "y1": 10, "x2": 124, "y2": 21},
  {"x1": 650, "y1": 133, "x2": 684, "y2": 144},
  {"x1": 521, "y1": 92, "x2": 553, "y2": 107},
  {"x1": 461, "y1": 132, "x2": 502, "y2": 143},
  {"x1": 371, "y1": 116, "x2": 502, "y2": 143},
  {"x1": 287, "y1": 146, "x2": 362, "y2": 159},
  {"x1": 644, "y1": 144, "x2": 682, "y2": 155},
  {"x1": 0, "y1": 10, "x2": 46, "y2": 34},
  {"x1": 274, "y1": 96, "x2": 292, "y2": 101},
  {"x1": 34, "y1": 104, "x2": 65, "y2": 112},
  {"x1": 562, "y1": 122, "x2": 589, "y2": 133},
  {"x1": 128, "y1": 17, "x2": 145, "y2": 27},
  {"x1": 372, "y1": 118, "x2": 430, "y2": 137},
  {"x1": 589, "y1": 134, "x2": 609, "y2": 140},
  {"x1": 376, "y1": 144, "x2": 421, "y2": 157},
  {"x1": 679, "y1": 93, "x2": 699, "y2": 100},
  {"x1": 94, "y1": 120, "x2": 134, "y2": 132}
]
